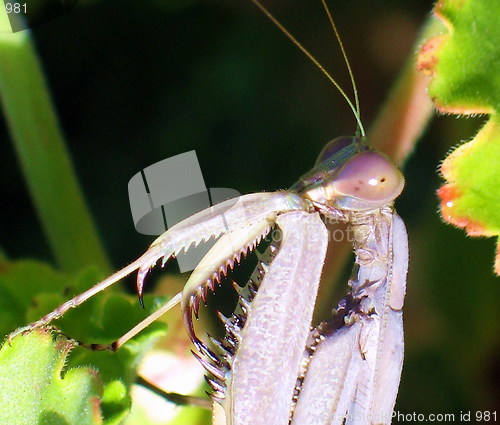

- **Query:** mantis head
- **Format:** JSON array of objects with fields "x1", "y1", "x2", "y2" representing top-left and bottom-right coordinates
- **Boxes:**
[{"x1": 294, "y1": 136, "x2": 405, "y2": 212}]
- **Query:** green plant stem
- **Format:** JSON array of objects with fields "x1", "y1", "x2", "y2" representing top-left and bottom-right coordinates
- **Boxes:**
[{"x1": 0, "y1": 21, "x2": 111, "y2": 273}]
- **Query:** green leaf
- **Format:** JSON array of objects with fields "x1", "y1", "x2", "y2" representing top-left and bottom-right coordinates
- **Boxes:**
[
  {"x1": 0, "y1": 260, "x2": 168, "y2": 423},
  {"x1": 418, "y1": 0, "x2": 500, "y2": 273},
  {"x1": 101, "y1": 381, "x2": 130, "y2": 425},
  {"x1": 0, "y1": 260, "x2": 80, "y2": 334},
  {"x1": 0, "y1": 329, "x2": 103, "y2": 425}
]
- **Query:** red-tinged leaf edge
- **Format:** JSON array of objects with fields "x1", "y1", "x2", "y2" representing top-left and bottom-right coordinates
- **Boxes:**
[{"x1": 418, "y1": 0, "x2": 500, "y2": 274}]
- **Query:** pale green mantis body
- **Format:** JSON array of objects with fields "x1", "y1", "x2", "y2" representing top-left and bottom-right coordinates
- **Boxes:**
[{"x1": 8, "y1": 2, "x2": 409, "y2": 424}]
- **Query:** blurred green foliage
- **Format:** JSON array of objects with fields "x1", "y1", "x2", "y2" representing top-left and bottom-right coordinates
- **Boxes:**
[
  {"x1": 0, "y1": 260, "x2": 167, "y2": 423},
  {"x1": 0, "y1": 0, "x2": 498, "y2": 423}
]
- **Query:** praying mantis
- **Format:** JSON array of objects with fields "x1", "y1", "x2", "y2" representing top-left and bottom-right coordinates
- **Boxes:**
[{"x1": 8, "y1": 1, "x2": 409, "y2": 424}]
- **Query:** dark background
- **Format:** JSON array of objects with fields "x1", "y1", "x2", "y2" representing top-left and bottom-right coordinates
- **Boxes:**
[{"x1": 1, "y1": 0, "x2": 498, "y2": 421}]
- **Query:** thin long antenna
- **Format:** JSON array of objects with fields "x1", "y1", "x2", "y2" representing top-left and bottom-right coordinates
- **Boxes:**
[
  {"x1": 320, "y1": 0, "x2": 361, "y2": 128},
  {"x1": 248, "y1": 0, "x2": 365, "y2": 137}
]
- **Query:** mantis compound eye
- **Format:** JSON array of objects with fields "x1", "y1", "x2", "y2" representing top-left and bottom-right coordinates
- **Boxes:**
[
  {"x1": 332, "y1": 151, "x2": 404, "y2": 210},
  {"x1": 315, "y1": 136, "x2": 357, "y2": 165}
]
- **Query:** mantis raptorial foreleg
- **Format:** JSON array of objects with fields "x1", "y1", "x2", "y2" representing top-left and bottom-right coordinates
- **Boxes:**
[
  {"x1": 348, "y1": 214, "x2": 407, "y2": 425},
  {"x1": 291, "y1": 321, "x2": 364, "y2": 425},
  {"x1": 8, "y1": 192, "x2": 307, "y2": 341},
  {"x1": 290, "y1": 212, "x2": 408, "y2": 425},
  {"x1": 225, "y1": 211, "x2": 328, "y2": 425}
]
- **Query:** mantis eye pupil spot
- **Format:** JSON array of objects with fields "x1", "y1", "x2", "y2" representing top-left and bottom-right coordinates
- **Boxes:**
[{"x1": 333, "y1": 151, "x2": 404, "y2": 204}]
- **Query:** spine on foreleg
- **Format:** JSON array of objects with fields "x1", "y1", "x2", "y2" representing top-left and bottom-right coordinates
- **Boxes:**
[{"x1": 225, "y1": 211, "x2": 329, "y2": 425}]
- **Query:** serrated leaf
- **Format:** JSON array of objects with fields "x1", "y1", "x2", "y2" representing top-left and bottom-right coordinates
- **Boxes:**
[
  {"x1": 0, "y1": 260, "x2": 168, "y2": 423},
  {"x1": 0, "y1": 329, "x2": 103, "y2": 425},
  {"x1": 418, "y1": 0, "x2": 500, "y2": 273}
]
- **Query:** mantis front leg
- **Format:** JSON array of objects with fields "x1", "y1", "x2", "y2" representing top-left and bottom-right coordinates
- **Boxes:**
[
  {"x1": 291, "y1": 212, "x2": 408, "y2": 425},
  {"x1": 8, "y1": 192, "x2": 308, "y2": 342},
  {"x1": 210, "y1": 211, "x2": 329, "y2": 425}
]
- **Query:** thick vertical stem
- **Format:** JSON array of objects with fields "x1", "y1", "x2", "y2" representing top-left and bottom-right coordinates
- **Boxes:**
[{"x1": 0, "y1": 13, "x2": 110, "y2": 273}]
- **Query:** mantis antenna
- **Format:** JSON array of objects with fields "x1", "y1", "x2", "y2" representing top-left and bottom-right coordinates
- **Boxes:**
[
  {"x1": 248, "y1": 0, "x2": 365, "y2": 138},
  {"x1": 320, "y1": 0, "x2": 360, "y2": 128}
]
